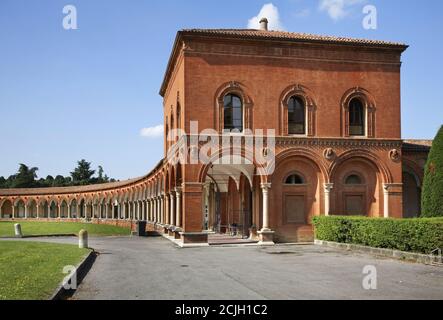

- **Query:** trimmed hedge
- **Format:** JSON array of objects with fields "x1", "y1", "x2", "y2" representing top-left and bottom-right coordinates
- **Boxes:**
[
  {"x1": 422, "y1": 125, "x2": 443, "y2": 217},
  {"x1": 312, "y1": 216, "x2": 443, "y2": 254}
]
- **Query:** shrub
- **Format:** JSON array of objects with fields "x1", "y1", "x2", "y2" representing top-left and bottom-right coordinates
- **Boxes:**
[
  {"x1": 422, "y1": 125, "x2": 443, "y2": 217},
  {"x1": 312, "y1": 216, "x2": 443, "y2": 254}
]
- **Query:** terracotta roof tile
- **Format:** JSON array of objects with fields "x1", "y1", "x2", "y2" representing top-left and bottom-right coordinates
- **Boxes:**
[
  {"x1": 402, "y1": 140, "x2": 433, "y2": 152},
  {"x1": 181, "y1": 29, "x2": 408, "y2": 48}
]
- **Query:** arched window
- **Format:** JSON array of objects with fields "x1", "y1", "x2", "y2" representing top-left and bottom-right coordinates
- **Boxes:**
[
  {"x1": 345, "y1": 174, "x2": 363, "y2": 185},
  {"x1": 224, "y1": 94, "x2": 243, "y2": 132},
  {"x1": 349, "y1": 98, "x2": 365, "y2": 136},
  {"x1": 288, "y1": 96, "x2": 305, "y2": 135},
  {"x1": 177, "y1": 104, "x2": 181, "y2": 130},
  {"x1": 285, "y1": 174, "x2": 304, "y2": 185}
]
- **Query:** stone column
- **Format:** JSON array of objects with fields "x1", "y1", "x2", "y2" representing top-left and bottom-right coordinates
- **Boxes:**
[
  {"x1": 383, "y1": 184, "x2": 390, "y2": 218},
  {"x1": 261, "y1": 183, "x2": 271, "y2": 231},
  {"x1": 258, "y1": 183, "x2": 274, "y2": 245},
  {"x1": 154, "y1": 198, "x2": 158, "y2": 222},
  {"x1": 24, "y1": 204, "x2": 28, "y2": 219},
  {"x1": 170, "y1": 192, "x2": 175, "y2": 227},
  {"x1": 324, "y1": 183, "x2": 334, "y2": 216},
  {"x1": 137, "y1": 201, "x2": 140, "y2": 220},
  {"x1": 175, "y1": 188, "x2": 182, "y2": 228},
  {"x1": 36, "y1": 204, "x2": 40, "y2": 219},
  {"x1": 159, "y1": 196, "x2": 163, "y2": 224},
  {"x1": 48, "y1": 204, "x2": 51, "y2": 219},
  {"x1": 12, "y1": 205, "x2": 16, "y2": 219}
]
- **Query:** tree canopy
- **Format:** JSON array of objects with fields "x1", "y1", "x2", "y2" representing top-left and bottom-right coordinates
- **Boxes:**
[
  {"x1": 0, "y1": 160, "x2": 116, "y2": 189},
  {"x1": 421, "y1": 125, "x2": 443, "y2": 217}
]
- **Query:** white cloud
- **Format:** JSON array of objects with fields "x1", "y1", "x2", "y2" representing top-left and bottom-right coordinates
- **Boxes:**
[
  {"x1": 140, "y1": 125, "x2": 163, "y2": 138},
  {"x1": 248, "y1": 3, "x2": 285, "y2": 31},
  {"x1": 319, "y1": 0, "x2": 365, "y2": 21}
]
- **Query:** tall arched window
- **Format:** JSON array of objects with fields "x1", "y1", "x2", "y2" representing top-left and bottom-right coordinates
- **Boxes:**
[
  {"x1": 349, "y1": 98, "x2": 365, "y2": 136},
  {"x1": 223, "y1": 94, "x2": 243, "y2": 132},
  {"x1": 176, "y1": 104, "x2": 181, "y2": 130},
  {"x1": 288, "y1": 96, "x2": 305, "y2": 135}
]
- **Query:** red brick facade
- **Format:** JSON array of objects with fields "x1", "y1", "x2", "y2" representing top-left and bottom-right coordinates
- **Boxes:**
[{"x1": 0, "y1": 27, "x2": 431, "y2": 246}]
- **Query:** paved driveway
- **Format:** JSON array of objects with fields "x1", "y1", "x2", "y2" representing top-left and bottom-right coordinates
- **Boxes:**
[{"x1": 4, "y1": 236, "x2": 442, "y2": 300}]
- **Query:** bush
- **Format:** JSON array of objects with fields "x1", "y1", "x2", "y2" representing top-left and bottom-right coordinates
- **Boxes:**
[
  {"x1": 312, "y1": 216, "x2": 443, "y2": 254},
  {"x1": 422, "y1": 125, "x2": 443, "y2": 217}
]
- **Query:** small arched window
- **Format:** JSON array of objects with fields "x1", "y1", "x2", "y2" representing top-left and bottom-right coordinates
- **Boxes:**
[
  {"x1": 345, "y1": 174, "x2": 363, "y2": 185},
  {"x1": 349, "y1": 98, "x2": 365, "y2": 136},
  {"x1": 288, "y1": 96, "x2": 305, "y2": 135},
  {"x1": 224, "y1": 94, "x2": 243, "y2": 132},
  {"x1": 285, "y1": 174, "x2": 304, "y2": 185},
  {"x1": 177, "y1": 104, "x2": 181, "y2": 130}
]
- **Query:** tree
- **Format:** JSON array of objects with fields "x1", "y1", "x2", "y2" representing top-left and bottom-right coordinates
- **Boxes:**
[
  {"x1": 71, "y1": 160, "x2": 95, "y2": 185},
  {"x1": 421, "y1": 125, "x2": 443, "y2": 217},
  {"x1": 0, "y1": 176, "x2": 6, "y2": 188},
  {"x1": 11, "y1": 164, "x2": 38, "y2": 188}
]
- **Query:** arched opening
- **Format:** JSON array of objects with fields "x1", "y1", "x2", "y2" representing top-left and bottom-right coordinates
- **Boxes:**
[
  {"x1": 39, "y1": 200, "x2": 49, "y2": 218},
  {"x1": 1, "y1": 200, "x2": 13, "y2": 218},
  {"x1": 288, "y1": 96, "x2": 305, "y2": 135},
  {"x1": 60, "y1": 201, "x2": 68, "y2": 218},
  {"x1": 15, "y1": 199, "x2": 26, "y2": 218},
  {"x1": 79, "y1": 199, "x2": 85, "y2": 218},
  {"x1": 223, "y1": 94, "x2": 243, "y2": 132},
  {"x1": 49, "y1": 201, "x2": 58, "y2": 218},
  {"x1": 202, "y1": 155, "x2": 256, "y2": 240},
  {"x1": 349, "y1": 98, "x2": 365, "y2": 136},
  {"x1": 70, "y1": 200, "x2": 77, "y2": 218},
  {"x1": 28, "y1": 200, "x2": 37, "y2": 218}
]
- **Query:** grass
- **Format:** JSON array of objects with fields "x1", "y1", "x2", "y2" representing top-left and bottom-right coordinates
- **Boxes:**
[
  {"x1": 0, "y1": 221, "x2": 130, "y2": 237},
  {"x1": 0, "y1": 241, "x2": 90, "y2": 300}
]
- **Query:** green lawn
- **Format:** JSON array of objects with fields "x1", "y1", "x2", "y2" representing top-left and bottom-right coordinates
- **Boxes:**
[
  {"x1": 0, "y1": 241, "x2": 90, "y2": 300},
  {"x1": 0, "y1": 221, "x2": 130, "y2": 237}
]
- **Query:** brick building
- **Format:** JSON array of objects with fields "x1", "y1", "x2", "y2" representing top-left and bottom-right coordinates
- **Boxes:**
[{"x1": 0, "y1": 20, "x2": 431, "y2": 246}]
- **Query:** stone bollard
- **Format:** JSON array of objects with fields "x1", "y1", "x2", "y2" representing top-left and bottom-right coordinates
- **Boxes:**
[
  {"x1": 14, "y1": 224, "x2": 23, "y2": 238},
  {"x1": 79, "y1": 229, "x2": 88, "y2": 249}
]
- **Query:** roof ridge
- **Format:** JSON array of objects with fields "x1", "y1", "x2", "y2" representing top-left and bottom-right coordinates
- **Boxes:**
[{"x1": 180, "y1": 28, "x2": 407, "y2": 47}]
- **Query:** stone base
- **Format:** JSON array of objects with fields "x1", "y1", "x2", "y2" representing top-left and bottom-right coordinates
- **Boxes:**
[
  {"x1": 168, "y1": 228, "x2": 175, "y2": 237},
  {"x1": 163, "y1": 225, "x2": 170, "y2": 234},
  {"x1": 174, "y1": 228, "x2": 183, "y2": 239},
  {"x1": 179, "y1": 232, "x2": 209, "y2": 247},
  {"x1": 258, "y1": 230, "x2": 275, "y2": 246}
]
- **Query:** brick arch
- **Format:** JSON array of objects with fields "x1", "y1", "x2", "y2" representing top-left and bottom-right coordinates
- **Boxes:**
[
  {"x1": 270, "y1": 151, "x2": 324, "y2": 237},
  {"x1": 214, "y1": 81, "x2": 254, "y2": 133},
  {"x1": 329, "y1": 155, "x2": 382, "y2": 217},
  {"x1": 197, "y1": 146, "x2": 269, "y2": 185},
  {"x1": 279, "y1": 84, "x2": 317, "y2": 136},
  {"x1": 272, "y1": 148, "x2": 328, "y2": 184},
  {"x1": 341, "y1": 87, "x2": 376, "y2": 138},
  {"x1": 329, "y1": 149, "x2": 392, "y2": 184}
]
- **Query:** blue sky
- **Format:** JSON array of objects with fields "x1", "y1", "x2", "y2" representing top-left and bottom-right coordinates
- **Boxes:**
[{"x1": 0, "y1": 0, "x2": 442, "y2": 180}]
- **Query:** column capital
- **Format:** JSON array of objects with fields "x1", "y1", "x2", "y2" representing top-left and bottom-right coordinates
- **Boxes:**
[
  {"x1": 324, "y1": 183, "x2": 334, "y2": 192},
  {"x1": 260, "y1": 183, "x2": 272, "y2": 191},
  {"x1": 174, "y1": 187, "x2": 182, "y2": 194}
]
